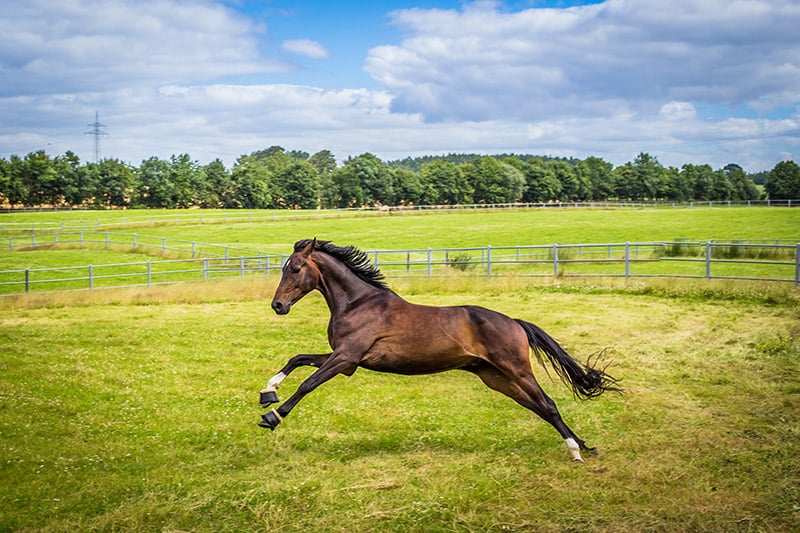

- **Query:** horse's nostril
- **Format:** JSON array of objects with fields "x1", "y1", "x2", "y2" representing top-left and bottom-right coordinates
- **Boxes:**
[{"x1": 272, "y1": 301, "x2": 283, "y2": 313}]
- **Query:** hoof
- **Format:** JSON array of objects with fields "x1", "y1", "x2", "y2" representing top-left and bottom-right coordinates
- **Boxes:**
[
  {"x1": 260, "y1": 389, "x2": 279, "y2": 408},
  {"x1": 259, "y1": 409, "x2": 282, "y2": 430}
]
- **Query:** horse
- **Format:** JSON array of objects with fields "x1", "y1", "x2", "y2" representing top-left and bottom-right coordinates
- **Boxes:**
[{"x1": 259, "y1": 239, "x2": 619, "y2": 461}]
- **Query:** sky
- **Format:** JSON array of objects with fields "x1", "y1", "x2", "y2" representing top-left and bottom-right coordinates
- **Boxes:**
[{"x1": 1, "y1": 0, "x2": 799, "y2": 172}]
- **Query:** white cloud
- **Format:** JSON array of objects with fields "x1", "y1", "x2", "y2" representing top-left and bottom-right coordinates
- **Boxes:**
[
  {"x1": 0, "y1": 0, "x2": 284, "y2": 97},
  {"x1": 282, "y1": 39, "x2": 330, "y2": 59},
  {"x1": 660, "y1": 102, "x2": 697, "y2": 121},
  {"x1": 366, "y1": 0, "x2": 800, "y2": 121}
]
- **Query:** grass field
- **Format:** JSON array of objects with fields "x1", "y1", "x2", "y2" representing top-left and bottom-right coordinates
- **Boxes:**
[
  {"x1": 1, "y1": 207, "x2": 799, "y2": 531},
  {"x1": 3, "y1": 207, "x2": 799, "y2": 252},
  {"x1": 1, "y1": 276, "x2": 799, "y2": 532}
]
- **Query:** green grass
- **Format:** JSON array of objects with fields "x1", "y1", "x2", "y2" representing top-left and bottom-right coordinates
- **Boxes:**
[
  {"x1": 3, "y1": 207, "x2": 799, "y2": 250},
  {"x1": 2, "y1": 207, "x2": 798, "y2": 287},
  {"x1": 1, "y1": 278, "x2": 799, "y2": 532}
]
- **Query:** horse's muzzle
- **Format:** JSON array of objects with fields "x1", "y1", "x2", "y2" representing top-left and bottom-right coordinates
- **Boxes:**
[{"x1": 271, "y1": 300, "x2": 290, "y2": 315}]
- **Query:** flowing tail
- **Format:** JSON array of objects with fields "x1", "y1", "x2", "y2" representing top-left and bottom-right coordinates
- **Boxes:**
[{"x1": 515, "y1": 319, "x2": 620, "y2": 400}]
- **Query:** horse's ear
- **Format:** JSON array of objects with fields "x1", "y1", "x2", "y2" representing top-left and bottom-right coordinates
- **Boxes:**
[{"x1": 300, "y1": 238, "x2": 315, "y2": 258}]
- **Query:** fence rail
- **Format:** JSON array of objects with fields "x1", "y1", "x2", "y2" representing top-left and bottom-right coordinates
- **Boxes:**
[
  {"x1": 2, "y1": 231, "x2": 268, "y2": 260},
  {"x1": 2, "y1": 241, "x2": 798, "y2": 295}
]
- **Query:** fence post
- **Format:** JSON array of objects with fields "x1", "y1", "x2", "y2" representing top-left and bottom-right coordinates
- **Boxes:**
[
  {"x1": 105, "y1": 232, "x2": 110, "y2": 250},
  {"x1": 795, "y1": 244, "x2": 800, "y2": 288},
  {"x1": 553, "y1": 244, "x2": 559, "y2": 278},
  {"x1": 203, "y1": 259, "x2": 209, "y2": 280},
  {"x1": 88, "y1": 265, "x2": 93, "y2": 289},
  {"x1": 705, "y1": 242, "x2": 712, "y2": 279},
  {"x1": 192, "y1": 242, "x2": 197, "y2": 258},
  {"x1": 133, "y1": 234, "x2": 137, "y2": 251},
  {"x1": 147, "y1": 261, "x2": 152, "y2": 286},
  {"x1": 427, "y1": 248, "x2": 432, "y2": 277},
  {"x1": 240, "y1": 257, "x2": 245, "y2": 277},
  {"x1": 25, "y1": 269, "x2": 30, "y2": 293},
  {"x1": 625, "y1": 242, "x2": 631, "y2": 279},
  {"x1": 487, "y1": 245, "x2": 492, "y2": 277}
]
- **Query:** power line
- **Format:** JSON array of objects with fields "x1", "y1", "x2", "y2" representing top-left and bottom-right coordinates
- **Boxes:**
[{"x1": 84, "y1": 111, "x2": 109, "y2": 162}]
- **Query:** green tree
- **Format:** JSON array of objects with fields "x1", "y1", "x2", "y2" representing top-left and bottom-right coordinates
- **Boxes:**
[
  {"x1": 419, "y1": 159, "x2": 471, "y2": 204},
  {"x1": 631, "y1": 153, "x2": 666, "y2": 200},
  {"x1": 548, "y1": 160, "x2": 580, "y2": 200},
  {"x1": 331, "y1": 163, "x2": 365, "y2": 208},
  {"x1": 468, "y1": 157, "x2": 507, "y2": 204},
  {"x1": 272, "y1": 160, "x2": 320, "y2": 209},
  {"x1": 309, "y1": 150, "x2": 337, "y2": 175},
  {"x1": 2, "y1": 156, "x2": 27, "y2": 208},
  {"x1": 725, "y1": 164, "x2": 760, "y2": 201},
  {"x1": 681, "y1": 164, "x2": 715, "y2": 201},
  {"x1": 613, "y1": 163, "x2": 636, "y2": 200},
  {"x1": 660, "y1": 166, "x2": 686, "y2": 201},
  {"x1": 464, "y1": 156, "x2": 524, "y2": 204},
  {"x1": 22, "y1": 150, "x2": 59, "y2": 206},
  {"x1": 202, "y1": 159, "x2": 231, "y2": 208},
  {"x1": 577, "y1": 156, "x2": 614, "y2": 200},
  {"x1": 310, "y1": 150, "x2": 338, "y2": 208},
  {"x1": 765, "y1": 160, "x2": 800, "y2": 199},
  {"x1": 137, "y1": 157, "x2": 174, "y2": 208},
  {"x1": 170, "y1": 154, "x2": 205, "y2": 208},
  {"x1": 709, "y1": 169, "x2": 732, "y2": 201},
  {"x1": 521, "y1": 158, "x2": 561, "y2": 202},
  {"x1": 349, "y1": 153, "x2": 394, "y2": 206},
  {"x1": 55, "y1": 151, "x2": 86, "y2": 206},
  {"x1": 392, "y1": 168, "x2": 423, "y2": 205},
  {"x1": 94, "y1": 159, "x2": 137, "y2": 208},
  {"x1": 229, "y1": 155, "x2": 272, "y2": 208},
  {"x1": 0, "y1": 157, "x2": 10, "y2": 206}
]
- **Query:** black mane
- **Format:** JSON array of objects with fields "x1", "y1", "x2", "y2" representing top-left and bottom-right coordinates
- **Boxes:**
[{"x1": 294, "y1": 239, "x2": 390, "y2": 291}]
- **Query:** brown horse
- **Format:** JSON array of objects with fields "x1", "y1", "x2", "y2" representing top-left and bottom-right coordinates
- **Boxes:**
[{"x1": 260, "y1": 239, "x2": 619, "y2": 461}]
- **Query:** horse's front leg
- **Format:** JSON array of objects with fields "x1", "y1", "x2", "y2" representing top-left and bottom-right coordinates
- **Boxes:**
[
  {"x1": 259, "y1": 355, "x2": 357, "y2": 430},
  {"x1": 260, "y1": 353, "x2": 331, "y2": 408}
]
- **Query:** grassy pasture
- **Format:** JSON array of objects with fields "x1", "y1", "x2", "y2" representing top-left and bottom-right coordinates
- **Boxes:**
[
  {"x1": 2, "y1": 207, "x2": 798, "y2": 290},
  {"x1": 1, "y1": 277, "x2": 799, "y2": 532},
  {"x1": 1, "y1": 207, "x2": 799, "y2": 531},
  {"x1": 2, "y1": 207, "x2": 799, "y2": 251}
]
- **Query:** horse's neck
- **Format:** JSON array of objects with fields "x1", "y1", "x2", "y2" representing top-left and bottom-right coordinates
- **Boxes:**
[{"x1": 315, "y1": 255, "x2": 384, "y2": 314}]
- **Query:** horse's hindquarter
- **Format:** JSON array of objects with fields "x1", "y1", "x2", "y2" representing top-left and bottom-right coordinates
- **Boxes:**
[{"x1": 356, "y1": 301, "x2": 521, "y2": 375}]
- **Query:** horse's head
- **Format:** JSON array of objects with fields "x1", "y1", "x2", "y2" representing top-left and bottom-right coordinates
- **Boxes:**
[{"x1": 271, "y1": 239, "x2": 320, "y2": 315}]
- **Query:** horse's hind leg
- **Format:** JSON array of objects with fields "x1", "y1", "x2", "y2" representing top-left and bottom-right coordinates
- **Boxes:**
[
  {"x1": 261, "y1": 353, "x2": 331, "y2": 407},
  {"x1": 469, "y1": 362, "x2": 592, "y2": 462}
]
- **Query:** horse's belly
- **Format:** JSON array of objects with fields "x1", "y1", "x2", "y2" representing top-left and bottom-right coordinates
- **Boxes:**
[{"x1": 359, "y1": 345, "x2": 474, "y2": 375}]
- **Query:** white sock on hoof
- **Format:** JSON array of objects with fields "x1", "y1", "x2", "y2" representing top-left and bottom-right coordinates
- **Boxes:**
[
  {"x1": 565, "y1": 438, "x2": 583, "y2": 462},
  {"x1": 266, "y1": 372, "x2": 286, "y2": 391}
]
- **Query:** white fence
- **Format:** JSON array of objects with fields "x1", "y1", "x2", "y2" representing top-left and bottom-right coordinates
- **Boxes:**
[{"x1": 2, "y1": 240, "x2": 799, "y2": 295}]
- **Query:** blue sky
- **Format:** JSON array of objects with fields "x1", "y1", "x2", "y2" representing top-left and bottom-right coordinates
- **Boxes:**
[{"x1": 1, "y1": 0, "x2": 798, "y2": 172}]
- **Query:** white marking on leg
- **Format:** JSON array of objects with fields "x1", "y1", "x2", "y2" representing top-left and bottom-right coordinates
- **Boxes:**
[
  {"x1": 266, "y1": 371, "x2": 286, "y2": 391},
  {"x1": 565, "y1": 438, "x2": 584, "y2": 462}
]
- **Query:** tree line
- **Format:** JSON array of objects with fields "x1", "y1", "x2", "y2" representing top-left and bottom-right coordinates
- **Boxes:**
[{"x1": 1, "y1": 146, "x2": 798, "y2": 210}]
